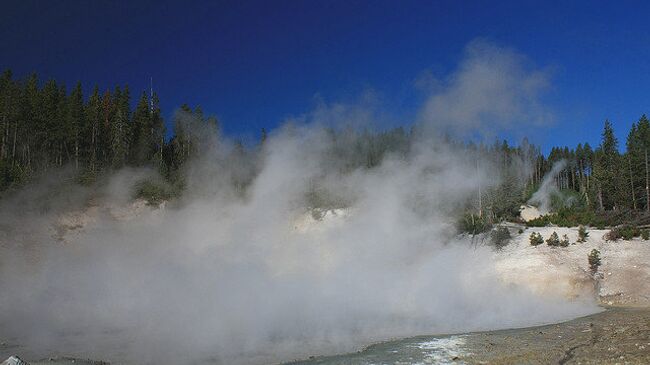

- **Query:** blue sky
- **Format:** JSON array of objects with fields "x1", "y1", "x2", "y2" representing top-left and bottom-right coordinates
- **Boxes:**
[{"x1": 2, "y1": 0, "x2": 650, "y2": 153}]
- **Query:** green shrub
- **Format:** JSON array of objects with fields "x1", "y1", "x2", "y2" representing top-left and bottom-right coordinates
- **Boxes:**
[
  {"x1": 588, "y1": 249, "x2": 601, "y2": 274},
  {"x1": 605, "y1": 228, "x2": 621, "y2": 241},
  {"x1": 490, "y1": 226, "x2": 511, "y2": 249},
  {"x1": 622, "y1": 225, "x2": 640, "y2": 240},
  {"x1": 134, "y1": 179, "x2": 174, "y2": 206},
  {"x1": 518, "y1": 228, "x2": 524, "y2": 234},
  {"x1": 577, "y1": 225, "x2": 589, "y2": 242},
  {"x1": 560, "y1": 234, "x2": 570, "y2": 247},
  {"x1": 546, "y1": 231, "x2": 560, "y2": 247},
  {"x1": 529, "y1": 232, "x2": 544, "y2": 246},
  {"x1": 606, "y1": 225, "x2": 640, "y2": 241},
  {"x1": 524, "y1": 207, "x2": 636, "y2": 229},
  {"x1": 642, "y1": 230, "x2": 650, "y2": 240}
]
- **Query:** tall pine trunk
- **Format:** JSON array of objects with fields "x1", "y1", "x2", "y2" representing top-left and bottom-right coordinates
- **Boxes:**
[
  {"x1": 12, "y1": 122, "x2": 17, "y2": 164},
  {"x1": 645, "y1": 149, "x2": 649, "y2": 212},
  {"x1": 628, "y1": 155, "x2": 636, "y2": 210},
  {"x1": 74, "y1": 134, "x2": 79, "y2": 170}
]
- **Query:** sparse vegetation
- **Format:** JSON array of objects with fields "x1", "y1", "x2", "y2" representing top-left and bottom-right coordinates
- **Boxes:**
[
  {"x1": 524, "y1": 207, "x2": 635, "y2": 229},
  {"x1": 546, "y1": 231, "x2": 560, "y2": 247},
  {"x1": 529, "y1": 232, "x2": 544, "y2": 246},
  {"x1": 577, "y1": 225, "x2": 589, "y2": 242},
  {"x1": 560, "y1": 234, "x2": 570, "y2": 247},
  {"x1": 490, "y1": 226, "x2": 511, "y2": 249},
  {"x1": 134, "y1": 179, "x2": 174, "y2": 206},
  {"x1": 606, "y1": 225, "x2": 640, "y2": 241},
  {"x1": 605, "y1": 228, "x2": 621, "y2": 241},
  {"x1": 642, "y1": 229, "x2": 650, "y2": 240},
  {"x1": 588, "y1": 249, "x2": 601, "y2": 274},
  {"x1": 621, "y1": 225, "x2": 640, "y2": 240}
]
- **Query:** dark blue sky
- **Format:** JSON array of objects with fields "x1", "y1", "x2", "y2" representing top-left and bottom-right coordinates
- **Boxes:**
[{"x1": 2, "y1": 0, "x2": 650, "y2": 152}]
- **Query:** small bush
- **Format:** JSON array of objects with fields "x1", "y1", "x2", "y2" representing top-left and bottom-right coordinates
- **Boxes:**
[
  {"x1": 546, "y1": 231, "x2": 560, "y2": 247},
  {"x1": 490, "y1": 226, "x2": 511, "y2": 249},
  {"x1": 524, "y1": 207, "x2": 638, "y2": 229},
  {"x1": 560, "y1": 234, "x2": 570, "y2": 247},
  {"x1": 134, "y1": 179, "x2": 174, "y2": 206},
  {"x1": 577, "y1": 225, "x2": 589, "y2": 243},
  {"x1": 621, "y1": 225, "x2": 640, "y2": 240},
  {"x1": 606, "y1": 225, "x2": 640, "y2": 241},
  {"x1": 529, "y1": 232, "x2": 544, "y2": 246},
  {"x1": 605, "y1": 228, "x2": 621, "y2": 241},
  {"x1": 518, "y1": 228, "x2": 524, "y2": 234},
  {"x1": 642, "y1": 230, "x2": 650, "y2": 240},
  {"x1": 588, "y1": 249, "x2": 601, "y2": 274}
]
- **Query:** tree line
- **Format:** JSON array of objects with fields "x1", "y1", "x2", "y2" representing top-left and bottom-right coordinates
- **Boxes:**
[
  {"x1": 0, "y1": 70, "x2": 167, "y2": 189},
  {"x1": 539, "y1": 116, "x2": 650, "y2": 212},
  {"x1": 1, "y1": 69, "x2": 648, "y2": 219}
]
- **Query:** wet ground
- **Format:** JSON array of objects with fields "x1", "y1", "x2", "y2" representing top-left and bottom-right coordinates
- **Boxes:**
[
  {"x1": 287, "y1": 307, "x2": 650, "y2": 365},
  {"x1": 458, "y1": 307, "x2": 650, "y2": 365},
  {"x1": 2, "y1": 307, "x2": 649, "y2": 364}
]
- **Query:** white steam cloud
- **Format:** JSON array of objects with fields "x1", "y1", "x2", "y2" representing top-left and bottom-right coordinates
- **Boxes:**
[
  {"x1": 418, "y1": 39, "x2": 553, "y2": 136},
  {"x1": 529, "y1": 159, "x2": 567, "y2": 214},
  {"x1": 0, "y1": 41, "x2": 595, "y2": 365}
]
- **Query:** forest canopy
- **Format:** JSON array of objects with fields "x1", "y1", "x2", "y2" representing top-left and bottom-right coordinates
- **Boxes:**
[{"x1": 1, "y1": 69, "x2": 648, "y2": 222}]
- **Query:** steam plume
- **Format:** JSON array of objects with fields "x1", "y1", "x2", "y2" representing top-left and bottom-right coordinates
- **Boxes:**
[{"x1": 0, "y1": 41, "x2": 596, "y2": 365}]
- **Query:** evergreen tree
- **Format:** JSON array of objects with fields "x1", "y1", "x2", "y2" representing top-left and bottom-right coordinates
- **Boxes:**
[
  {"x1": 593, "y1": 120, "x2": 624, "y2": 210},
  {"x1": 130, "y1": 92, "x2": 151, "y2": 166},
  {"x1": 151, "y1": 92, "x2": 165, "y2": 167},
  {"x1": 626, "y1": 115, "x2": 650, "y2": 210},
  {"x1": 66, "y1": 82, "x2": 84, "y2": 170},
  {"x1": 85, "y1": 86, "x2": 102, "y2": 172}
]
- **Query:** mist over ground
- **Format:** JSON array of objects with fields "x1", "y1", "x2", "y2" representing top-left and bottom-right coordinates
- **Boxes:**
[{"x1": 0, "y1": 41, "x2": 598, "y2": 365}]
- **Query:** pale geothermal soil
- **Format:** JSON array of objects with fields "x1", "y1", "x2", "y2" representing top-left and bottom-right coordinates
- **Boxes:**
[{"x1": 495, "y1": 226, "x2": 650, "y2": 307}]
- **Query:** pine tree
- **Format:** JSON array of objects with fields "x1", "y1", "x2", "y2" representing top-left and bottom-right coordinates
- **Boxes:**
[
  {"x1": 130, "y1": 92, "x2": 151, "y2": 166},
  {"x1": 111, "y1": 107, "x2": 129, "y2": 168},
  {"x1": 84, "y1": 86, "x2": 102, "y2": 172},
  {"x1": 151, "y1": 92, "x2": 165, "y2": 167},
  {"x1": 66, "y1": 82, "x2": 84, "y2": 170},
  {"x1": 594, "y1": 120, "x2": 624, "y2": 210},
  {"x1": 626, "y1": 115, "x2": 650, "y2": 210}
]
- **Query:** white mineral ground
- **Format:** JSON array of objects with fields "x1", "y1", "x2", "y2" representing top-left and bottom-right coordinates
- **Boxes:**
[{"x1": 495, "y1": 225, "x2": 650, "y2": 307}]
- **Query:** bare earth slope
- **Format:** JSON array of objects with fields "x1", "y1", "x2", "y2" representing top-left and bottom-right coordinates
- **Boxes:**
[{"x1": 495, "y1": 226, "x2": 650, "y2": 307}]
